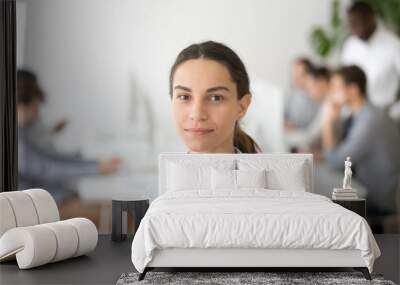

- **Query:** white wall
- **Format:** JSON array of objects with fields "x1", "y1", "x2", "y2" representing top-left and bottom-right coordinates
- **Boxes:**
[
  {"x1": 18, "y1": 0, "x2": 332, "y2": 153},
  {"x1": 16, "y1": 1, "x2": 27, "y2": 67}
]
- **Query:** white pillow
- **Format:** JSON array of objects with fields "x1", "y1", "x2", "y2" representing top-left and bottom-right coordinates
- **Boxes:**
[
  {"x1": 167, "y1": 160, "x2": 235, "y2": 191},
  {"x1": 167, "y1": 162, "x2": 209, "y2": 191},
  {"x1": 236, "y1": 169, "x2": 267, "y2": 189},
  {"x1": 238, "y1": 158, "x2": 308, "y2": 191},
  {"x1": 211, "y1": 168, "x2": 267, "y2": 190},
  {"x1": 211, "y1": 168, "x2": 236, "y2": 190}
]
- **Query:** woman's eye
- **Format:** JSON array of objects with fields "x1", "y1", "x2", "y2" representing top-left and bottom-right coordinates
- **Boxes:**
[
  {"x1": 176, "y1": 94, "x2": 190, "y2": 101},
  {"x1": 210, "y1": 95, "x2": 224, "y2": 102}
]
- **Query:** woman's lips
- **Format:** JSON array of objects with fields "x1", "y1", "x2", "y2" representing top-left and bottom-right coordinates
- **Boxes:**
[{"x1": 184, "y1": 128, "x2": 214, "y2": 136}]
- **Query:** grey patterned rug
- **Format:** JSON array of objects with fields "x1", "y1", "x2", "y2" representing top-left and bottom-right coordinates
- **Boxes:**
[{"x1": 116, "y1": 271, "x2": 396, "y2": 285}]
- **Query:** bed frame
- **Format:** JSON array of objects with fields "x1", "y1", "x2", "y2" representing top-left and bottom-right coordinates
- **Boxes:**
[
  {"x1": 138, "y1": 153, "x2": 372, "y2": 281},
  {"x1": 140, "y1": 248, "x2": 371, "y2": 280}
]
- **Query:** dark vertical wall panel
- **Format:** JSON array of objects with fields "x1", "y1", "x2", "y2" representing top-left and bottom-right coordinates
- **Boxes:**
[{"x1": 0, "y1": 0, "x2": 17, "y2": 192}]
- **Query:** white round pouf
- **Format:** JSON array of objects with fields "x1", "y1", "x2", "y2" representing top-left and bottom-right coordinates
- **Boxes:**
[
  {"x1": 65, "y1": 218, "x2": 98, "y2": 257},
  {"x1": 0, "y1": 218, "x2": 98, "y2": 269},
  {"x1": 23, "y1": 189, "x2": 60, "y2": 223},
  {"x1": 0, "y1": 196, "x2": 17, "y2": 237},
  {"x1": 0, "y1": 191, "x2": 39, "y2": 227},
  {"x1": 0, "y1": 225, "x2": 57, "y2": 269},
  {"x1": 42, "y1": 221, "x2": 79, "y2": 262},
  {"x1": 0, "y1": 189, "x2": 98, "y2": 269}
]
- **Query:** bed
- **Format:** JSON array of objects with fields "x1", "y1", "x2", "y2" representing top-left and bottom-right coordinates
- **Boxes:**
[{"x1": 131, "y1": 153, "x2": 380, "y2": 281}]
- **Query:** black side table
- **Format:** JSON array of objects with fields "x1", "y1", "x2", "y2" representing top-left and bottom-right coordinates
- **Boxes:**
[
  {"x1": 112, "y1": 198, "x2": 149, "y2": 242},
  {"x1": 332, "y1": 198, "x2": 366, "y2": 218}
]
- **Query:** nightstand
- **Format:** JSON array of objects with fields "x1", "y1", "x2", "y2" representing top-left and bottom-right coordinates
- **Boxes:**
[
  {"x1": 112, "y1": 198, "x2": 149, "y2": 242},
  {"x1": 332, "y1": 198, "x2": 366, "y2": 218}
]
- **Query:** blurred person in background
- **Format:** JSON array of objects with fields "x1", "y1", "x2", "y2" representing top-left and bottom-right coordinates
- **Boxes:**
[
  {"x1": 341, "y1": 1, "x2": 400, "y2": 117},
  {"x1": 17, "y1": 70, "x2": 71, "y2": 154},
  {"x1": 321, "y1": 65, "x2": 400, "y2": 232},
  {"x1": 286, "y1": 66, "x2": 331, "y2": 154},
  {"x1": 284, "y1": 58, "x2": 320, "y2": 131},
  {"x1": 17, "y1": 71, "x2": 122, "y2": 225}
]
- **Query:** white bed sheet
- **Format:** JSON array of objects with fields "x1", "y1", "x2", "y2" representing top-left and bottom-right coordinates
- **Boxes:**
[{"x1": 131, "y1": 190, "x2": 380, "y2": 273}]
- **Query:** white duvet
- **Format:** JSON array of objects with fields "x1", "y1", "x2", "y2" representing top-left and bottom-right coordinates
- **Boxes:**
[{"x1": 131, "y1": 190, "x2": 380, "y2": 273}]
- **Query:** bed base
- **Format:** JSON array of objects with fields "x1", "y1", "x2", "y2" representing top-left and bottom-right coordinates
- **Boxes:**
[
  {"x1": 137, "y1": 248, "x2": 372, "y2": 281},
  {"x1": 138, "y1": 267, "x2": 371, "y2": 281}
]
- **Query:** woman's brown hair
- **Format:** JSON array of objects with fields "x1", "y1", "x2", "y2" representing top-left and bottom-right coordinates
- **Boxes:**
[{"x1": 169, "y1": 41, "x2": 260, "y2": 153}]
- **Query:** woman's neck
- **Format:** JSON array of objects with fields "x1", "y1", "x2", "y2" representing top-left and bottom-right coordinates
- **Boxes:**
[{"x1": 189, "y1": 142, "x2": 236, "y2": 154}]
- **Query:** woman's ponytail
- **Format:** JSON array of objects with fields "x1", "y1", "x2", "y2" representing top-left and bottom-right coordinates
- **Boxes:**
[{"x1": 234, "y1": 122, "x2": 260, "y2": 153}]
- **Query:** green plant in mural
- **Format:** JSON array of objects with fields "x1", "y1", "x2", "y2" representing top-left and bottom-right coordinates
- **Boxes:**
[
  {"x1": 310, "y1": 0, "x2": 400, "y2": 60},
  {"x1": 310, "y1": 0, "x2": 344, "y2": 60},
  {"x1": 364, "y1": 0, "x2": 400, "y2": 35}
]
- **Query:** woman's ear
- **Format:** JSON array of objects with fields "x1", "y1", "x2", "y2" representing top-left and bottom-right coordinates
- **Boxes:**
[{"x1": 238, "y1": 93, "x2": 251, "y2": 119}]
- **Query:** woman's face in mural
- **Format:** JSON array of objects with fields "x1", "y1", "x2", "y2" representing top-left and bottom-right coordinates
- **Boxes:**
[{"x1": 171, "y1": 58, "x2": 250, "y2": 153}]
